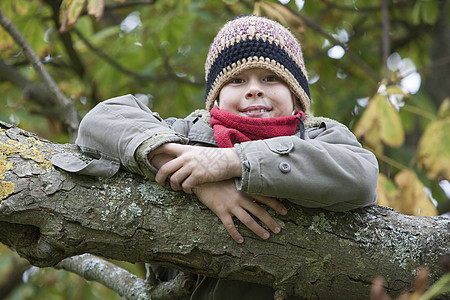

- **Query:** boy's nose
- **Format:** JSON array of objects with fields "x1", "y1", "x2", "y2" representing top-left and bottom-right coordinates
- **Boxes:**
[{"x1": 245, "y1": 84, "x2": 264, "y2": 99}]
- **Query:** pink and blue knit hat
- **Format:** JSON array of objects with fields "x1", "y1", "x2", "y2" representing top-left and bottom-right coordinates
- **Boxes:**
[{"x1": 204, "y1": 15, "x2": 311, "y2": 112}]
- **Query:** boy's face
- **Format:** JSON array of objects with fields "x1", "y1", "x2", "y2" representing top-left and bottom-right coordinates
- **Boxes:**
[{"x1": 218, "y1": 68, "x2": 294, "y2": 118}]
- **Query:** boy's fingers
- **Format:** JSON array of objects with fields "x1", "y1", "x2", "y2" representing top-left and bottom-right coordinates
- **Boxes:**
[
  {"x1": 251, "y1": 194, "x2": 287, "y2": 215},
  {"x1": 169, "y1": 173, "x2": 184, "y2": 191},
  {"x1": 155, "y1": 159, "x2": 181, "y2": 185},
  {"x1": 233, "y1": 208, "x2": 270, "y2": 241},
  {"x1": 220, "y1": 215, "x2": 244, "y2": 243},
  {"x1": 170, "y1": 169, "x2": 197, "y2": 193},
  {"x1": 244, "y1": 201, "x2": 282, "y2": 234},
  {"x1": 167, "y1": 167, "x2": 189, "y2": 191},
  {"x1": 181, "y1": 174, "x2": 203, "y2": 194}
]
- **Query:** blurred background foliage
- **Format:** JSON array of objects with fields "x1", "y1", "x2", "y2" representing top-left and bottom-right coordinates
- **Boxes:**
[{"x1": 0, "y1": 0, "x2": 449, "y2": 298}]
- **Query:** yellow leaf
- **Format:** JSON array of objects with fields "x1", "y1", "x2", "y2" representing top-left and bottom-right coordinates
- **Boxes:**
[
  {"x1": 394, "y1": 170, "x2": 437, "y2": 216},
  {"x1": 59, "y1": 0, "x2": 86, "y2": 33},
  {"x1": 376, "y1": 174, "x2": 397, "y2": 208},
  {"x1": 385, "y1": 85, "x2": 405, "y2": 95},
  {"x1": 87, "y1": 0, "x2": 104, "y2": 21},
  {"x1": 354, "y1": 92, "x2": 404, "y2": 150},
  {"x1": 253, "y1": 1, "x2": 261, "y2": 16},
  {"x1": 418, "y1": 118, "x2": 450, "y2": 181},
  {"x1": 354, "y1": 94, "x2": 380, "y2": 149},
  {"x1": 259, "y1": 1, "x2": 304, "y2": 32},
  {"x1": 378, "y1": 93, "x2": 404, "y2": 147},
  {"x1": 437, "y1": 97, "x2": 450, "y2": 119}
]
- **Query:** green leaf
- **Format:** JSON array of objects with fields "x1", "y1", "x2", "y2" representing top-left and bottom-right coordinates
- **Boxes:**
[
  {"x1": 437, "y1": 97, "x2": 450, "y2": 118},
  {"x1": 412, "y1": 1, "x2": 422, "y2": 25},
  {"x1": 421, "y1": 0, "x2": 439, "y2": 25}
]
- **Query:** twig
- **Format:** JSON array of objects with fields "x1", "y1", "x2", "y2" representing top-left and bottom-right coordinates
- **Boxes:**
[
  {"x1": 56, "y1": 254, "x2": 196, "y2": 300},
  {"x1": 319, "y1": 0, "x2": 408, "y2": 12},
  {"x1": 285, "y1": 6, "x2": 382, "y2": 82},
  {"x1": 104, "y1": 0, "x2": 158, "y2": 10},
  {"x1": 365, "y1": 146, "x2": 408, "y2": 171},
  {"x1": 402, "y1": 104, "x2": 436, "y2": 121},
  {"x1": 380, "y1": 0, "x2": 390, "y2": 78},
  {"x1": 0, "y1": 8, "x2": 79, "y2": 141},
  {"x1": 74, "y1": 28, "x2": 204, "y2": 87}
]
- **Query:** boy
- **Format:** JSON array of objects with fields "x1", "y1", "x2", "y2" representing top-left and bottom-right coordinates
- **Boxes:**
[{"x1": 53, "y1": 15, "x2": 378, "y2": 299}]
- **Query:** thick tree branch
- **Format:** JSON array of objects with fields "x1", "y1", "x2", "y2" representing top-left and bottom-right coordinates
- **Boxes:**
[
  {"x1": 0, "y1": 8, "x2": 79, "y2": 140},
  {"x1": 0, "y1": 121, "x2": 449, "y2": 299}
]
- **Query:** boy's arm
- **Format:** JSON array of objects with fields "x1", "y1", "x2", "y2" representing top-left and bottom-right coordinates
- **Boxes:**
[
  {"x1": 151, "y1": 144, "x2": 287, "y2": 243},
  {"x1": 72, "y1": 94, "x2": 188, "y2": 178},
  {"x1": 233, "y1": 122, "x2": 379, "y2": 211}
]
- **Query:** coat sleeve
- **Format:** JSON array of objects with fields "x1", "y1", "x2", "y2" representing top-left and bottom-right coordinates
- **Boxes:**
[
  {"x1": 55, "y1": 94, "x2": 188, "y2": 178},
  {"x1": 233, "y1": 122, "x2": 379, "y2": 211}
]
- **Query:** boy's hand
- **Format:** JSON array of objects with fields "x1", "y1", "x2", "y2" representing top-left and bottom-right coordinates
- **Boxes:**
[
  {"x1": 153, "y1": 143, "x2": 242, "y2": 193},
  {"x1": 192, "y1": 180, "x2": 287, "y2": 243}
]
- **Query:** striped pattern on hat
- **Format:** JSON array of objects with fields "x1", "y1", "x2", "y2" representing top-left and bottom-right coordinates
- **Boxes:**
[{"x1": 204, "y1": 15, "x2": 311, "y2": 111}]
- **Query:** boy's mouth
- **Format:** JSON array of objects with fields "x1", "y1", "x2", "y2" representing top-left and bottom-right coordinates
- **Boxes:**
[
  {"x1": 240, "y1": 106, "x2": 272, "y2": 117},
  {"x1": 246, "y1": 109, "x2": 269, "y2": 113}
]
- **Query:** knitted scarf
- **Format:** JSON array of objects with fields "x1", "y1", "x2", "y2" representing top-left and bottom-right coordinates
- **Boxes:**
[{"x1": 210, "y1": 107, "x2": 305, "y2": 148}]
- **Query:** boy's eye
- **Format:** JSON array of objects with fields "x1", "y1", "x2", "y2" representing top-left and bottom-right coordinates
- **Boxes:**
[
  {"x1": 228, "y1": 78, "x2": 245, "y2": 84},
  {"x1": 263, "y1": 75, "x2": 279, "y2": 82}
]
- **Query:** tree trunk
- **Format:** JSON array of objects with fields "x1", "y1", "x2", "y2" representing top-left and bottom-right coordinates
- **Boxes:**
[{"x1": 0, "y1": 121, "x2": 449, "y2": 300}]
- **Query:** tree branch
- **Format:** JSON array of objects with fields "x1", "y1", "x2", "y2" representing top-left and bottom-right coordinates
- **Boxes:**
[
  {"x1": 380, "y1": 0, "x2": 390, "y2": 78},
  {"x1": 0, "y1": 8, "x2": 79, "y2": 141},
  {"x1": 56, "y1": 254, "x2": 196, "y2": 300},
  {"x1": 42, "y1": 0, "x2": 86, "y2": 78},
  {"x1": 73, "y1": 29, "x2": 204, "y2": 87},
  {"x1": 0, "y1": 122, "x2": 449, "y2": 299},
  {"x1": 104, "y1": 0, "x2": 158, "y2": 10},
  {"x1": 283, "y1": 6, "x2": 382, "y2": 82},
  {"x1": 0, "y1": 59, "x2": 61, "y2": 113}
]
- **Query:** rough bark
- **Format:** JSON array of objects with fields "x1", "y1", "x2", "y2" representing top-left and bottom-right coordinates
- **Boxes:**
[{"x1": 0, "y1": 121, "x2": 449, "y2": 300}]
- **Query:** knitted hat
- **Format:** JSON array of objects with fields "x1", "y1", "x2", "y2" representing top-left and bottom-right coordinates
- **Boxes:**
[{"x1": 205, "y1": 15, "x2": 311, "y2": 111}]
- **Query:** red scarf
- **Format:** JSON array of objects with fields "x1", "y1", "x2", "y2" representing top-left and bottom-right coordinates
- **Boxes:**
[{"x1": 210, "y1": 107, "x2": 305, "y2": 148}]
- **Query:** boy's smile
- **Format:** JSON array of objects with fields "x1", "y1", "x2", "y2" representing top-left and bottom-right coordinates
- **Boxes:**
[{"x1": 218, "y1": 68, "x2": 295, "y2": 118}]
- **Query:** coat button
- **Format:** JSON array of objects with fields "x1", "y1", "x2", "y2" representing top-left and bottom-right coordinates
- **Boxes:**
[
  {"x1": 276, "y1": 144, "x2": 289, "y2": 152},
  {"x1": 279, "y1": 162, "x2": 291, "y2": 173}
]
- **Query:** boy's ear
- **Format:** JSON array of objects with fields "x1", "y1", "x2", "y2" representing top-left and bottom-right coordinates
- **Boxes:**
[
  {"x1": 293, "y1": 94, "x2": 305, "y2": 111},
  {"x1": 292, "y1": 94, "x2": 300, "y2": 110}
]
